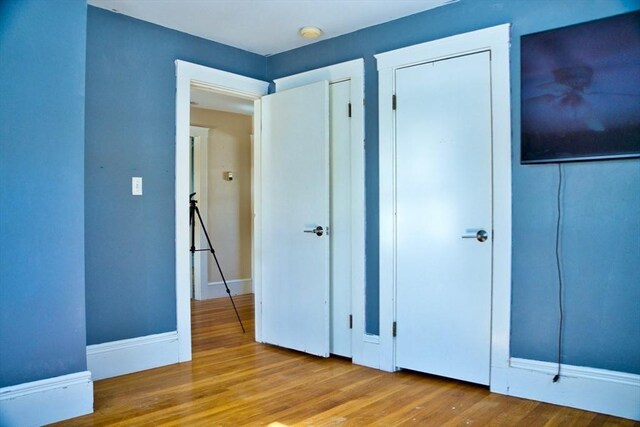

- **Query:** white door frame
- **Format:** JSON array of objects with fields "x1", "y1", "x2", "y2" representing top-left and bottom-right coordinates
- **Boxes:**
[
  {"x1": 175, "y1": 59, "x2": 365, "y2": 364},
  {"x1": 376, "y1": 24, "x2": 512, "y2": 391},
  {"x1": 274, "y1": 59, "x2": 366, "y2": 365},
  {"x1": 189, "y1": 126, "x2": 210, "y2": 301},
  {"x1": 175, "y1": 60, "x2": 269, "y2": 361}
]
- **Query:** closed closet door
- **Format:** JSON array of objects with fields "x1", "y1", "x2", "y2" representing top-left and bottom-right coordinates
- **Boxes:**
[{"x1": 395, "y1": 51, "x2": 493, "y2": 385}]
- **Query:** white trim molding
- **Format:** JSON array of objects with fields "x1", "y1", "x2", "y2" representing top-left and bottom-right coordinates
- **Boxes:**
[
  {"x1": 376, "y1": 24, "x2": 512, "y2": 375},
  {"x1": 175, "y1": 60, "x2": 269, "y2": 362},
  {"x1": 87, "y1": 332, "x2": 179, "y2": 380},
  {"x1": 505, "y1": 358, "x2": 640, "y2": 421},
  {"x1": 205, "y1": 278, "x2": 253, "y2": 299},
  {"x1": 252, "y1": 101, "x2": 264, "y2": 343},
  {"x1": 274, "y1": 59, "x2": 363, "y2": 91},
  {"x1": 190, "y1": 125, "x2": 210, "y2": 301},
  {"x1": 0, "y1": 371, "x2": 93, "y2": 426}
]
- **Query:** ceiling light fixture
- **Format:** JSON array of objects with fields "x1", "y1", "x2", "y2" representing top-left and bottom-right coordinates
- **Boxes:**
[{"x1": 299, "y1": 26, "x2": 323, "y2": 39}]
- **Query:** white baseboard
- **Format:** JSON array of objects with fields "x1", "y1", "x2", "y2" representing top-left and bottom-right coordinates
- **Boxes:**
[
  {"x1": 201, "y1": 278, "x2": 252, "y2": 299},
  {"x1": 87, "y1": 332, "x2": 180, "y2": 380},
  {"x1": 502, "y1": 358, "x2": 640, "y2": 421},
  {"x1": 0, "y1": 371, "x2": 93, "y2": 426}
]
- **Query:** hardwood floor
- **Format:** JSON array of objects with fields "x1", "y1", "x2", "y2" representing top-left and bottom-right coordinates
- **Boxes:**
[{"x1": 55, "y1": 295, "x2": 638, "y2": 426}]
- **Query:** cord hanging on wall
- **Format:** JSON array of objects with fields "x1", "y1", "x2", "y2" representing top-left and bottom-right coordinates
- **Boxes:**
[{"x1": 553, "y1": 163, "x2": 565, "y2": 383}]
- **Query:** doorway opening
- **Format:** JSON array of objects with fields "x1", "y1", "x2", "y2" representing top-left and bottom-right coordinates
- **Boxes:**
[
  {"x1": 175, "y1": 61, "x2": 268, "y2": 362},
  {"x1": 175, "y1": 59, "x2": 366, "y2": 367},
  {"x1": 189, "y1": 86, "x2": 255, "y2": 303}
]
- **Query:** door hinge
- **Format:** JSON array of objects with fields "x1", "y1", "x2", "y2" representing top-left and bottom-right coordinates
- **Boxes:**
[
  {"x1": 392, "y1": 94, "x2": 397, "y2": 110},
  {"x1": 348, "y1": 102, "x2": 352, "y2": 118},
  {"x1": 392, "y1": 321, "x2": 397, "y2": 337},
  {"x1": 349, "y1": 314, "x2": 353, "y2": 329}
]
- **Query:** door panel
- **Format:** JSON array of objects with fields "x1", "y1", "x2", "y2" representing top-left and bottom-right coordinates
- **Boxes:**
[
  {"x1": 329, "y1": 80, "x2": 352, "y2": 357},
  {"x1": 395, "y1": 52, "x2": 492, "y2": 384},
  {"x1": 260, "y1": 81, "x2": 330, "y2": 357}
]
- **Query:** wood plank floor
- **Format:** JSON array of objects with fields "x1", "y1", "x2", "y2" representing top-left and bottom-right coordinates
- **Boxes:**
[{"x1": 55, "y1": 295, "x2": 638, "y2": 426}]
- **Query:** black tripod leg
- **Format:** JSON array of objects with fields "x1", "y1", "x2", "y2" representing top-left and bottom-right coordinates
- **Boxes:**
[
  {"x1": 193, "y1": 205, "x2": 246, "y2": 333},
  {"x1": 189, "y1": 202, "x2": 196, "y2": 253}
]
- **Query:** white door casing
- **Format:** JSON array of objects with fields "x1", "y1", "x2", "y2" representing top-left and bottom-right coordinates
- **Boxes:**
[
  {"x1": 259, "y1": 81, "x2": 331, "y2": 356},
  {"x1": 189, "y1": 126, "x2": 209, "y2": 301},
  {"x1": 175, "y1": 60, "x2": 269, "y2": 362},
  {"x1": 329, "y1": 80, "x2": 352, "y2": 357},
  {"x1": 376, "y1": 24, "x2": 512, "y2": 389},
  {"x1": 176, "y1": 59, "x2": 365, "y2": 365},
  {"x1": 394, "y1": 51, "x2": 492, "y2": 385}
]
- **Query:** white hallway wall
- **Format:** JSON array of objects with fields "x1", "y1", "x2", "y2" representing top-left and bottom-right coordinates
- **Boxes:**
[{"x1": 191, "y1": 108, "x2": 253, "y2": 294}]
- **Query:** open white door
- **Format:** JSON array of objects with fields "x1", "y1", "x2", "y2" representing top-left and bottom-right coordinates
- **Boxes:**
[{"x1": 259, "y1": 81, "x2": 330, "y2": 357}]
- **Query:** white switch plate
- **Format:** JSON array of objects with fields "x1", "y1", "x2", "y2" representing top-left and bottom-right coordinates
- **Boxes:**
[{"x1": 132, "y1": 177, "x2": 143, "y2": 195}]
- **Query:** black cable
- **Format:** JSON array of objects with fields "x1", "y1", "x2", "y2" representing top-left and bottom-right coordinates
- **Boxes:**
[{"x1": 553, "y1": 163, "x2": 564, "y2": 383}]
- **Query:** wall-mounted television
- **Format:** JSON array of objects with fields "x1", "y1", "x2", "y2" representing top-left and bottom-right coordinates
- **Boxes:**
[{"x1": 521, "y1": 11, "x2": 640, "y2": 164}]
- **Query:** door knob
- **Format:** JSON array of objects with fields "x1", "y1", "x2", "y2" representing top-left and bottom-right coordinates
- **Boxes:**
[
  {"x1": 461, "y1": 229, "x2": 488, "y2": 242},
  {"x1": 304, "y1": 226, "x2": 324, "y2": 236}
]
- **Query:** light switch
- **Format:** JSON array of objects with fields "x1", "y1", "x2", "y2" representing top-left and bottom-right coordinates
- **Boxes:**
[{"x1": 132, "y1": 177, "x2": 143, "y2": 195}]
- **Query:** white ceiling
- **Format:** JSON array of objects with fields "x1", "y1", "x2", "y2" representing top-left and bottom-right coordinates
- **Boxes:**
[{"x1": 88, "y1": 0, "x2": 457, "y2": 56}]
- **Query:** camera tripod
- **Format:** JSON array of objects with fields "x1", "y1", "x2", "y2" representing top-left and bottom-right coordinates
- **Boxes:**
[{"x1": 189, "y1": 192, "x2": 245, "y2": 333}]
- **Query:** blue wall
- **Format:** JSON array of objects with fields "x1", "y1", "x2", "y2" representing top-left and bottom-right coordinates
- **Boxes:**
[
  {"x1": 84, "y1": 0, "x2": 639, "y2": 373},
  {"x1": 267, "y1": 0, "x2": 640, "y2": 373},
  {"x1": 85, "y1": 7, "x2": 266, "y2": 344},
  {"x1": 2, "y1": 0, "x2": 635, "y2": 397},
  {"x1": 0, "y1": 0, "x2": 88, "y2": 387}
]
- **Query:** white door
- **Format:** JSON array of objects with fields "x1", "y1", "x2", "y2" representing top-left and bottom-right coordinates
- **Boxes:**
[
  {"x1": 260, "y1": 81, "x2": 331, "y2": 357},
  {"x1": 329, "y1": 80, "x2": 352, "y2": 357},
  {"x1": 395, "y1": 51, "x2": 493, "y2": 385}
]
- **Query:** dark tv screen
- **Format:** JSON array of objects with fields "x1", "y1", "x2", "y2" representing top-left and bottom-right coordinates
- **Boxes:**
[{"x1": 521, "y1": 11, "x2": 640, "y2": 163}]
